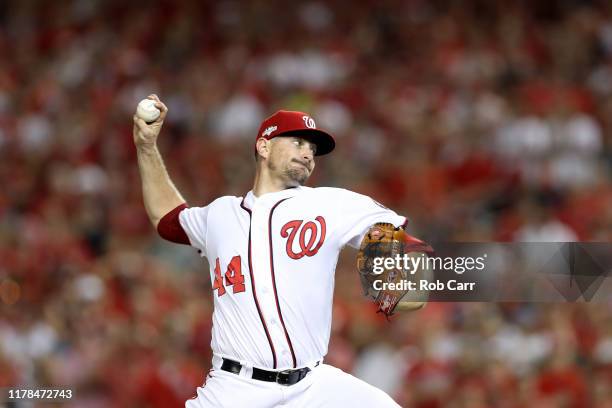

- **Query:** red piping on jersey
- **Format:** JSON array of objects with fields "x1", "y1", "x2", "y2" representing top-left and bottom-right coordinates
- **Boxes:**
[
  {"x1": 269, "y1": 198, "x2": 298, "y2": 368},
  {"x1": 240, "y1": 199, "x2": 278, "y2": 369}
]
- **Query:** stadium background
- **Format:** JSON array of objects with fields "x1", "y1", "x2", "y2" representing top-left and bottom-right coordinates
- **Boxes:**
[{"x1": 1, "y1": 0, "x2": 612, "y2": 406}]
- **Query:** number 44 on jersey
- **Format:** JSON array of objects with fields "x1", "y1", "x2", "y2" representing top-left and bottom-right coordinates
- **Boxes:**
[{"x1": 213, "y1": 256, "x2": 245, "y2": 296}]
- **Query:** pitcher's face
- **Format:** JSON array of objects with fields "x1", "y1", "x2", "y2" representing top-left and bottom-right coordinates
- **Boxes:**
[{"x1": 267, "y1": 136, "x2": 317, "y2": 186}]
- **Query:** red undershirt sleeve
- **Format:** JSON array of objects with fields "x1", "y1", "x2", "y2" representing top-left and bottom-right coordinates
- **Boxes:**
[
  {"x1": 157, "y1": 203, "x2": 190, "y2": 245},
  {"x1": 401, "y1": 230, "x2": 434, "y2": 255}
]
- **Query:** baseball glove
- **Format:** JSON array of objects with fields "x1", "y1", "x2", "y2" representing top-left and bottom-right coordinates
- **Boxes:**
[{"x1": 357, "y1": 223, "x2": 433, "y2": 316}]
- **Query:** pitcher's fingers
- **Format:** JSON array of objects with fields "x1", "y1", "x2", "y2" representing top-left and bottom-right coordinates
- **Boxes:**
[{"x1": 156, "y1": 101, "x2": 168, "y2": 120}]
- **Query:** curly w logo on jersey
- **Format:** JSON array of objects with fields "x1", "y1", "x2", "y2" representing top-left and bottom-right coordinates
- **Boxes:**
[{"x1": 281, "y1": 216, "x2": 326, "y2": 259}]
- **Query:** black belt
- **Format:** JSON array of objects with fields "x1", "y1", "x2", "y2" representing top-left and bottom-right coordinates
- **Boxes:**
[{"x1": 221, "y1": 358, "x2": 312, "y2": 386}]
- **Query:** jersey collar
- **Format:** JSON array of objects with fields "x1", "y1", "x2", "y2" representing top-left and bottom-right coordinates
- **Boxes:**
[{"x1": 241, "y1": 186, "x2": 304, "y2": 211}]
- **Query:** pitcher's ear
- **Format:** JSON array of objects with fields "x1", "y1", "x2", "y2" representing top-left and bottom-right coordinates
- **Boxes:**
[{"x1": 256, "y1": 138, "x2": 271, "y2": 160}]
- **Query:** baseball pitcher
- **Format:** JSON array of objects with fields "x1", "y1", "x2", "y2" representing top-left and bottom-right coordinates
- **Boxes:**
[{"x1": 133, "y1": 94, "x2": 432, "y2": 407}]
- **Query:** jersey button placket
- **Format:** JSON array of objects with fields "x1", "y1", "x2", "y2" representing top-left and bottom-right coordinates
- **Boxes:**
[{"x1": 251, "y1": 202, "x2": 288, "y2": 368}]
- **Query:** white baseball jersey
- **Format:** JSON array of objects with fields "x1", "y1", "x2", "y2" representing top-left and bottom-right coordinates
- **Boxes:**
[{"x1": 178, "y1": 186, "x2": 405, "y2": 370}]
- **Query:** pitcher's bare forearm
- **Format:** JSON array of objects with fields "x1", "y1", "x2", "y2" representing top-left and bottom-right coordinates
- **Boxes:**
[
  {"x1": 132, "y1": 94, "x2": 186, "y2": 227},
  {"x1": 137, "y1": 144, "x2": 186, "y2": 227}
]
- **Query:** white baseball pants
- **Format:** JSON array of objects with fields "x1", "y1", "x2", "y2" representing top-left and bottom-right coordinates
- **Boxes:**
[{"x1": 185, "y1": 363, "x2": 400, "y2": 408}]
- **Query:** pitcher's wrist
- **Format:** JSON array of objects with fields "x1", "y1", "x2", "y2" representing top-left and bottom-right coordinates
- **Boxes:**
[{"x1": 136, "y1": 142, "x2": 158, "y2": 154}]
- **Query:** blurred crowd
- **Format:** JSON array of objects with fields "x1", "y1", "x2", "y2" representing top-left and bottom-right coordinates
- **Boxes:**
[{"x1": 1, "y1": 0, "x2": 612, "y2": 406}]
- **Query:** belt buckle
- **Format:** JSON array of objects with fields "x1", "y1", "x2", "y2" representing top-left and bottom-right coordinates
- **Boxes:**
[{"x1": 276, "y1": 369, "x2": 294, "y2": 385}]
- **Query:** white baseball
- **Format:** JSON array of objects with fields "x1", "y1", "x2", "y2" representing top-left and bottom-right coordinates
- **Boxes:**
[{"x1": 136, "y1": 99, "x2": 161, "y2": 123}]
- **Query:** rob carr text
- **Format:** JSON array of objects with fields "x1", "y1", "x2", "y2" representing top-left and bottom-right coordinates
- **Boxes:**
[{"x1": 374, "y1": 279, "x2": 476, "y2": 291}]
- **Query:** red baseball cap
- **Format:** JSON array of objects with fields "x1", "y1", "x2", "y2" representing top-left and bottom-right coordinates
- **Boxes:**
[{"x1": 256, "y1": 110, "x2": 335, "y2": 156}]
